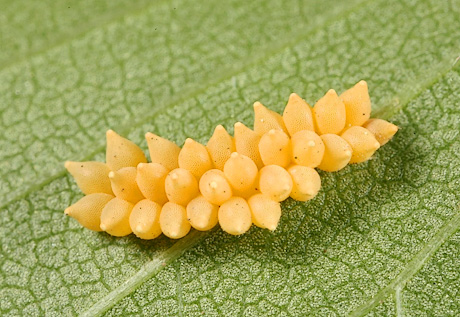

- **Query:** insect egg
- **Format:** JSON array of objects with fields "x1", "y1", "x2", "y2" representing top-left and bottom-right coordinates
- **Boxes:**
[
  {"x1": 64, "y1": 193, "x2": 114, "y2": 231},
  {"x1": 206, "y1": 125, "x2": 235, "y2": 170},
  {"x1": 340, "y1": 126, "x2": 380, "y2": 163},
  {"x1": 129, "y1": 199, "x2": 162, "y2": 240},
  {"x1": 109, "y1": 166, "x2": 145, "y2": 203},
  {"x1": 145, "y1": 132, "x2": 181, "y2": 171},
  {"x1": 313, "y1": 89, "x2": 346, "y2": 135},
  {"x1": 234, "y1": 122, "x2": 264, "y2": 169},
  {"x1": 340, "y1": 80, "x2": 371, "y2": 128},
  {"x1": 258, "y1": 129, "x2": 292, "y2": 168},
  {"x1": 218, "y1": 197, "x2": 252, "y2": 235},
  {"x1": 259, "y1": 165, "x2": 293, "y2": 202},
  {"x1": 253, "y1": 101, "x2": 287, "y2": 135},
  {"x1": 282, "y1": 93, "x2": 315, "y2": 136},
  {"x1": 317, "y1": 134, "x2": 352, "y2": 172},
  {"x1": 247, "y1": 193, "x2": 281, "y2": 231},
  {"x1": 291, "y1": 130, "x2": 325, "y2": 168},
  {"x1": 100, "y1": 198, "x2": 134, "y2": 237},
  {"x1": 160, "y1": 202, "x2": 191, "y2": 239},
  {"x1": 165, "y1": 168, "x2": 199, "y2": 206},
  {"x1": 64, "y1": 161, "x2": 113, "y2": 195},
  {"x1": 287, "y1": 165, "x2": 321, "y2": 201},
  {"x1": 363, "y1": 118, "x2": 399, "y2": 145},
  {"x1": 178, "y1": 138, "x2": 213, "y2": 179},
  {"x1": 186, "y1": 195, "x2": 219, "y2": 231},
  {"x1": 105, "y1": 129, "x2": 147, "y2": 171},
  {"x1": 199, "y1": 169, "x2": 232, "y2": 205},
  {"x1": 223, "y1": 152, "x2": 259, "y2": 198},
  {"x1": 136, "y1": 163, "x2": 169, "y2": 205}
]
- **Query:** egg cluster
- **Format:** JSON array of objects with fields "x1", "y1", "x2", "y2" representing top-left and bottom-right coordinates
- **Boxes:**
[{"x1": 65, "y1": 81, "x2": 398, "y2": 239}]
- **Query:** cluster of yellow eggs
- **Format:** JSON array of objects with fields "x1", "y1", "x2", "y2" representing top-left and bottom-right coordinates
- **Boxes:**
[{"x1": 65, "y1": 81, "x2": 398, "y2": 239}]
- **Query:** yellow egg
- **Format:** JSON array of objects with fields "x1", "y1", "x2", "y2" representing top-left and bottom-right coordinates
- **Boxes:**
[
  {"x1": 145, "y1": 132, "x2": 181, "y2": 171},
  {"x1": 218, "y1": 197, "x2": 252, "y2": 235},
  {"x1": 258, "y1": 129, "x2": 292, "y2": 168},
  {"x1": 259, "y1": 165, "x2": 293, "y2": 202},
  {"x1": 290, "y1": 130, "x2": 325, "y2": 168},
  {"x1": 363, "y1": 118, "x2": 399, "y2": 145},
  {"x1": 317, "y1": 134, "x2": 352, "y2": 172},
  {"x1": 136, "y1": 163, "x2": 168, "y2": 205},
  {"x1": 234, "y1": 122, "x2": 264, "y2": 169},
  {"x1": 65, "y1": 161, "x2": 113, "y2": 195},
  {"x1": 106, "y1": 129, "x2": 147, "y2": 171},
  {"x1": 340, "y1": 80, "x2": 371, "y2": 128},
  {"x1": 165, "y1": 168, "x2": 199, "y2": 206},
  {"x1": 64, "y1": 193, "x2": 114, "y2": 231},
  {"x1": 282, "y1": 93, "x2": 315, "y2": 136},
  {"x1": 199, "y1": 169, "x2": 232, "y2": 205},
  {"x1": 253, "y1": 101, "x2": 287, "y2": 135},
  {"x1": 287, "y1": 165, "x2": 321, "y2": 201},
  {"x1": 160, "y1": 202, "x2": 191, "y2": 239},
  {"x1": 341, "y1": 126, "x2": 380, "y2": 163},
  {"x1": 129, "y1": 199, "x2": 162, "y2": 240},
  {"x1": 186, "y1": 195, "x2": 219, "y2": 231},
  {"x1": 247, "y1": 193, "x2": 281, "y2": 231},
  {"x1": 109, "y1": 167, "x2": 145, "y2": 204},
  {"x1": 223, "y1": 152, "x2": 259, "y2": 198},
  {"x1": 206, "y1": 125, "x2": 235, "y2": 170},
  {"x1": 100, "y1": 198, "x2": 134, "y2": 237},
  {"x1": 313, "y1": 89, "x2": 346, "y2": 135},
  {"x1": 178, "y1": 138, "x2": 213, "y2": 179}
]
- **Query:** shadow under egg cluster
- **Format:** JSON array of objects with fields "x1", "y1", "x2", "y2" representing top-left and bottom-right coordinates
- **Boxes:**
[{"x1": 65, "y1": 81, "x2": 398, "y2": 239}]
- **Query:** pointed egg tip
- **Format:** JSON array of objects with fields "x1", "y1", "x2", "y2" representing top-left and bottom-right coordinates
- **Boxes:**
[
  {"x1": 106, "y1": 129, "x2": 116, "y2": 137},
  {"x1": 268, "y1": 129, "x2": 276, "y2": 136},
  {"x1": 64, "y1": 161, "x2": 72, "y2": 169},
  {"x1": 358, "y1": 80, "x2": 368, "y2": 87},
  {"x1": 253, "y1": 101, "x2": 263, "y2": 109},
  {"x1": 185, "y1": 138, "x2": 194, "y2": 145},
  {"x1": 210, "y1": 181, "x2": 218, "y2": 189},
  {"x1": 307, "y1": 141, "x2": 316, "y2": 147},
  {"x1": 100, "y1": 223, "x2": 107, "y2": 231},
  {"x1": 344, "y1": 150, "x2": 352, "y2": 158},
  {"x1": 230, "y1": 152, "x2": 239, "y2": 159},
  {"x1": 327, "y1": 89, "x2": 337, "y2": 96},
  {"x1": 234, "y1": 122, "x2": 243, "y2": 128},
  {"x1": 108, "y1": 171, "x2": 115, "y2": 179},
  {"x1": 215, "y1": 124, "x2": 225, "y2": 132},
  {"x1": 145, "y1": 131, "x2": 154, "y2": 139},
  {"x1": 289, "y1": 92, "x2": 300, "y2": 99},
  {"x1": 373, "y1": 142, "x2": 381, "y2": 150},
  {"x1": 64, "y1": 207, "x2": 72, "y2": 215},
  {"x1": 170, "y1": 172, "x2": 179, "y2": 181},
  {"x1": 390, "y1": 125, "x2": 399, "y2": 133},
  {"x1": 137, "y1": 162, "x2": 146, "y2": 169}
]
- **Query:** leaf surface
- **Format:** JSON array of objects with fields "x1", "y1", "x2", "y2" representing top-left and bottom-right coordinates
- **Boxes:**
[{"x1": 1, "y1": 0, "x2": 460, "y2": 316}]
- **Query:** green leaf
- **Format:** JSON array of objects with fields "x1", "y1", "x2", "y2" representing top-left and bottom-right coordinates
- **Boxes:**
[{"x1": 1, "y1": 0, "x2": 459, "y2": 316}]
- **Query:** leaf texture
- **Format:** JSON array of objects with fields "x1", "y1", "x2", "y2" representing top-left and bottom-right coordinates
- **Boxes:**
[{"x1": 1, "y1": 0, "x2": 460, "y2": 315}]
